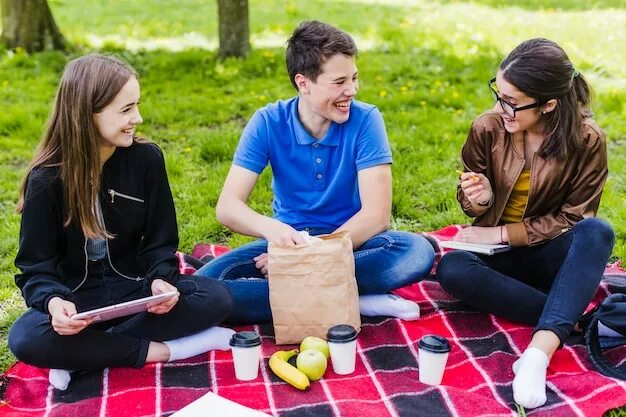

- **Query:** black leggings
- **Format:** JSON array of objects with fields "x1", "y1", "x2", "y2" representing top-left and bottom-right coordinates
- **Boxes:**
[
  {"x1": 436, "y1": 218, "x2": 614, "y2": 343},
  {"x1": 8, "y1": 259, "x2": 232, "y2": 370}
]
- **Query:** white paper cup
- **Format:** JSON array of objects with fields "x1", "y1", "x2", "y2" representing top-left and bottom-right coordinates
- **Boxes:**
[
  {"x1": 326, "y1": 324, "x2": 358, "y2": 375},
  {"x1": 418, "y1": 334, "x2": 451, "y2": 386},
  {"x1": 229, "y1": 331, "x2": 262, "y2": 381}
]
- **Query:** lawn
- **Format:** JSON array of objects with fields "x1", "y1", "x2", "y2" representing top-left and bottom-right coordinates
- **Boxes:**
[{"x1": 1, "y1": 0, "x2": 625, "y2": 413}]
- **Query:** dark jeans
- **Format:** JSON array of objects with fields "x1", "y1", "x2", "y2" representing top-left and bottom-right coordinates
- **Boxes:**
[
  {"x1": 196, "y1": 229, "x2": 435, "y2": 324},
  {"x1": 8, "y1": 259, "x2": 232, "y2": 370},
  {"x1": 436, "y1": 218, "x2": 614, "y2": 343}
]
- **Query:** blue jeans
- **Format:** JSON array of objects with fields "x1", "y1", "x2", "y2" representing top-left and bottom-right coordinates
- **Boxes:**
[
  {"x1": 9, "y1": 259, "x2": 233, "y2": 370},
  {"x1": 195, "y1": 229, "x2": 435, "y2": 324},
  {"x1": 436, "y1": 218, "x2": 615, "y2": 343}
]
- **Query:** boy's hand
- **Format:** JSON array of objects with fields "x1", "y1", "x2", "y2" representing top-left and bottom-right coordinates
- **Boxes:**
[
  {"x1": 459, "y1": 171, "x2": 493, "y2": 206},
  {"x1": 263, "y1": 223, "x2": 306, "y2": 246},
  {"x1": 48, "y1": 297, "x2": 91, "y2": 335},
  {"x1": 259, "y1": 223, "x2": 308, "y2": 277},
  {"x1": 148, "y1": 279, "x2": 179, "y2": 314},
  {"x1": 254, "y1": 253, "x2": 269, "y2": 277}
]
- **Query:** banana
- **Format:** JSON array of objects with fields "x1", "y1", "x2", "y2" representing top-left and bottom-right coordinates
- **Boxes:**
[{"x1": 268, "y1": 349, "x2": 310, "y2": 391}]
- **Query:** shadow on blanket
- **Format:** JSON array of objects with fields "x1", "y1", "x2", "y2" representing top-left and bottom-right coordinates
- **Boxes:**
[{"x1": 1, "y1": 227, "x2": 625, "y2": 417}]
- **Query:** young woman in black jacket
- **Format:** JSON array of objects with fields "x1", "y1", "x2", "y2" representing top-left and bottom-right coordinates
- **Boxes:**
[{"x1": 9, "y1": 54, "x2": 234, "y2": 390}]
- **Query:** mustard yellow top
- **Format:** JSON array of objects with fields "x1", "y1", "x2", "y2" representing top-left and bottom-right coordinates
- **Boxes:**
[{"x1": 501, "y1": 170, "x2": 531, "y2": 223}]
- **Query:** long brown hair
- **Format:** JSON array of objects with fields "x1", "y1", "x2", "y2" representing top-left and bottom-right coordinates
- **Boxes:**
[
  {"x1": 499, "y1": 38, "x2": 591, "y2": 161},
  {"x1": 17, "y1": 54, "x2": 138, "y2": 238}
]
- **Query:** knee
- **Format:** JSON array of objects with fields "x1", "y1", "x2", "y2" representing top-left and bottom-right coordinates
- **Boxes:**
[
  {"x1": 574, "y1": 218, "x2": 615, "y2": 249},
  {"x1": 8, "y1": 313, "x2": 48, "y2": 366},
  {"x1": 435, "y1": 251, "x2": 476, "y2": 296},
  {"x1": 191, "y1": 278, "x2": 233, "y2": 324},
  {"x1": 403, "y1": 233, "x2": 436, "y2": 278}
]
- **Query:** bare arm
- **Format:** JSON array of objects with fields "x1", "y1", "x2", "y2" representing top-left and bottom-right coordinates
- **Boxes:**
[
  {"x1": 334, "y1": 164, "x2": 392, "y2": 249},
  {"x1": 216, "y1": 164, "x2": 303, "y2": 245}
]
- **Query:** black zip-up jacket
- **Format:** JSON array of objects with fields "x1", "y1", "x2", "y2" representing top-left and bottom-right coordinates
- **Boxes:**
[{"x1": 15, "y1": 142, "x2": 179, "y2": 314}]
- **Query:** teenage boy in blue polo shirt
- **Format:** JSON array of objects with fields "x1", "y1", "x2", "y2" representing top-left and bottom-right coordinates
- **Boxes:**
[{"x1": 196, "y1": 21, "x2": 435, "y2": 323}]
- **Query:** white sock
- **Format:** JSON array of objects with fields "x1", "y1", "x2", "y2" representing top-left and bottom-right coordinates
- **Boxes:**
[
  {"x1": 598, "y1": 321, "x2": 625, "y2": 337},
  {"x1": 164, "y1": 326, "x2": 235, "y2": 362},
  {"x1": 49, "y1": 369, "x2": 72, "y2": 391},
  {"x1": 359, "y1": 294, "x2": 420, "y2": 320},
  {"x1": 512, "y1": 347, "x2": 549, "y2": 409}
]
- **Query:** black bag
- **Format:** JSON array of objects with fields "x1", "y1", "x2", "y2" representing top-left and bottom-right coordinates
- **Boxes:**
[{"x1": 585, "y1": 293, "x2": 626, "y2": 380}]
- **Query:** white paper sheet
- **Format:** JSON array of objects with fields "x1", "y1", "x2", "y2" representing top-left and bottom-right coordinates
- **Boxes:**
[{"x1": 171, "y1": 391, "x2": 271, "y2": 417}]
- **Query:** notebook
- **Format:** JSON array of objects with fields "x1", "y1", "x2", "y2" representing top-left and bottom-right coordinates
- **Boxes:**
[{"x1": 439, "y1": 241, "x2": 512, "y2": 255}]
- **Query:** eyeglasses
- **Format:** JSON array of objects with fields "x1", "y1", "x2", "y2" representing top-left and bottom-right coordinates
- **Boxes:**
[{"x1": 488, "y1": 78, "x2": 545, "y2": 118}]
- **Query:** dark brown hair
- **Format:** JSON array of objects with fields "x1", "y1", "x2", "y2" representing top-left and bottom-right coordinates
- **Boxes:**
[
  {"x1": 17, "y1": 54, "x2": 138, "y2": 238},
  {"x1": 499, "y1": 38, "x2": 591, "y2": 160},
  {"x1": 286, "y1": 20, "x2": 358, "y2": 90}
]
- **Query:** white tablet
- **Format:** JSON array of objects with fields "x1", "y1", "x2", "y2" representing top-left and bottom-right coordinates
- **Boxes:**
[{"x1": 71, "y1": 291, "x2": 178, "y2": 323}]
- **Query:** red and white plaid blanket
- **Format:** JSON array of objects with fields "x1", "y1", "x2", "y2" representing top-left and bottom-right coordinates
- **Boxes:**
[{"x1": 1, "y1": 226, "x2": 625, "y2": 417}]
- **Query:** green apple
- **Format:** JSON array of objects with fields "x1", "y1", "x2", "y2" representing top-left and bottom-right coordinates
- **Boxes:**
[
  {"x1": 300, "y1": 336, "x2": 330, "y2": 359},
  {"x1": 296, "y1": 349, "x2": 327, "y2": 381}
]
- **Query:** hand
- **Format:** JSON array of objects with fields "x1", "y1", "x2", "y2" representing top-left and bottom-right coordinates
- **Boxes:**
[
  {"x1": 455, "y1": 226, "x2": 502, "y2": 244},
  {"x1": 263, "y1": 222, "x2": 306, "y2": 246},
  {"x1": 148, "y1": 279, "x2": 180, "y2": 314},
  {"x1": 460, "y1": 171, "x2": 493, "y2": 206},
  {"x1": 254, "y1": 252, "x2": 269, "y2": 277},
  {"x1": 48, "y1": 297, "x2": 91, "y2": 335}
]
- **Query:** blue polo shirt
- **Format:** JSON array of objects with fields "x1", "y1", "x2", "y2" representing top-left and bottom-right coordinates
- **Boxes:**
[{"x1": 233, "y1": 96, "x2": 392, "y2": 230}]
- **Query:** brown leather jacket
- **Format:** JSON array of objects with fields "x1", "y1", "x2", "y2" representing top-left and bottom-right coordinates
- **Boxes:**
[{"x1": 458, "y1": 111, "x2": 608, "y2": 247}]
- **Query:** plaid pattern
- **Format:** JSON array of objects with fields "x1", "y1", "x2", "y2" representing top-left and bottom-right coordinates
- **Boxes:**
[{"x1": 1, "y1": 227, "x2": 625, "y2": 417}]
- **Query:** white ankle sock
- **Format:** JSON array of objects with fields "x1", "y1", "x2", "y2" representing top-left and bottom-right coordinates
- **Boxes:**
[
  {"x1": 512, "y1": 347, "x2": 549, "y2": 409},
  {"x1": 49, "y1": 369, "x2": 72, "y2": 391},
  {"x1": 164, "y1": 326, "x2": 235, "y2": 362},
  {"x1": 598, "y1": 321, "x2": 625, "y2": 337},
  {"x1": 359, "y1": 294, "x2": 420, "y2": 320}
]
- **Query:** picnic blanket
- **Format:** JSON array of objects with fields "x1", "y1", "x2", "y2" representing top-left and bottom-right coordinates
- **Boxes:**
[{"x1": 1, "y1": 226, "x2": 625, "y2": 417}]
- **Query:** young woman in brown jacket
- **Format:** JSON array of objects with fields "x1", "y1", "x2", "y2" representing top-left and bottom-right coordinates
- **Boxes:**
[{"x1": 436, "y1": 39, "x2": 614, "y2": 409}]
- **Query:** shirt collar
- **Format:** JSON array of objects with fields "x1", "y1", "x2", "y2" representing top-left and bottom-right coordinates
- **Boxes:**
[{"x1": 291, "y1": 96, "x2": 340, "y2": 147}]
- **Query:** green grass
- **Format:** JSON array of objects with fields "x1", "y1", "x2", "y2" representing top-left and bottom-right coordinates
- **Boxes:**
[
  {"x1": 519, "y1": 404, "x2": 626, "y2": 417},
  {"x1": 605, "y1": 406, "x2": 626, "y2": 417},
  {"x1": 0, "y1": 2, "x2": 625, "y2": 400}
]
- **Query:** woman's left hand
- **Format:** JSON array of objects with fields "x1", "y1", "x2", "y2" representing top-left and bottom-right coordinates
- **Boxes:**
[
  {"x1": 454, "y1": 226, "x2": 502, "y2": 244},
  {"x1": 148, "y1": 278, "x2": 180, "y2": 314}
]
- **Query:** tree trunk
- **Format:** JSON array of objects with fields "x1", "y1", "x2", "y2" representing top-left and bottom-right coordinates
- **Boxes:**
[
  {"x1": 1, "y1": 0, "x2": 66, "y2": 52},
  {"x1": 217, "y1": 0, "x2": 249, "y2": 58}
]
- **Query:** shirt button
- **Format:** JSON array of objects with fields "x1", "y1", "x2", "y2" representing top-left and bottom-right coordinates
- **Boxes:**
[
  {"x1": 313, "y1": 143, "x2": 320, "y2": 148},
  {"x1": 316, "y1": 174, "x2": 323, "y2": 179},
  {"x1": 315, "y1": 157, "x2": 322, "y2": 163}
]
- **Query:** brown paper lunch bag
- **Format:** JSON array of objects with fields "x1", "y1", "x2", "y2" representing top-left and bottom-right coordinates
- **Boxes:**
[{"x1": 267, "y1": 231, "x2": 361, "y2": 345}]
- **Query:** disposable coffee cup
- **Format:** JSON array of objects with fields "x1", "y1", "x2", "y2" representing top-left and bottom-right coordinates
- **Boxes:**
[
  {"x1": 229, "y1": 331, "x2": 262, "y2": 381},
  {"x1": 326, "y1": 324, "x2": 358, "y2": 375},
  {"x1": 418, "y1": 334, "x2": 451, "y2": 385}
]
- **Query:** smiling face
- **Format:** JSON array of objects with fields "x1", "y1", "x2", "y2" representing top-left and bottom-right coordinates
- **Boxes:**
[
  {"x1": 295, "y1": 53, "x2": 358, "y2": 136},
  {"x1": 93, "y1": 77, "x2": 142, "y2": 158},
  {"x1": 493, "y1": 70, "x2": 547, "y2": 134}
]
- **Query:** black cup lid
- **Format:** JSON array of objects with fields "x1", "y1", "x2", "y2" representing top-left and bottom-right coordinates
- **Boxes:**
[
  {"x1": 418, "y1": 335, "x2": 451, "y2": 353},
  {"x1": 229, "y1": 331, "x2": 261, "y2": 347},
  {"x1": 326, "y1": 324, "x2": 358, "y2": 343}
]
